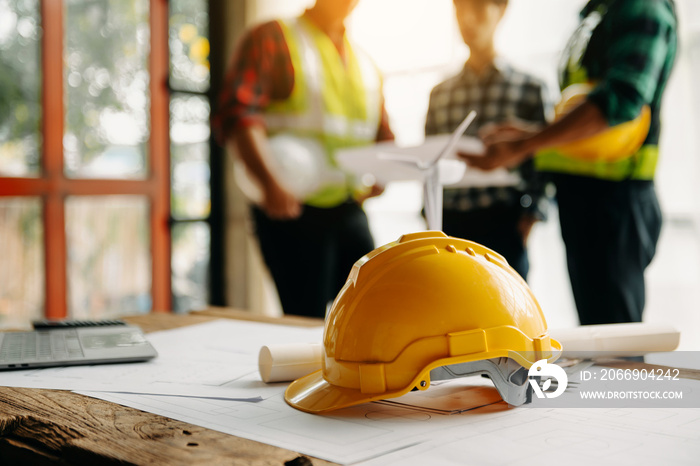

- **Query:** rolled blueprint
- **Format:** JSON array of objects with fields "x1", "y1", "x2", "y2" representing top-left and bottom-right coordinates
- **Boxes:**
[
  {"x1": 258, "y1": 343, "x2": 323, "y2": 383},
  {"x1": 258, "y1": 323, "x2": 681, "y2": 383},
  {"x1": 550, "y1": 322, "x2": 680, "y2": 359}
]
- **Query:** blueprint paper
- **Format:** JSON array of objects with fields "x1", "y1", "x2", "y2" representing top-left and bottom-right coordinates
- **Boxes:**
[
  {"x1": 356, "y1": 407, "x2": 700, "y2": 466},
  {"x1": 8, "y1": 318, "x2": 695, "y2": 464},
  {"x1": 78, "y1": 390, "x2": 494, "y2": 464},
  {"x1": 375, "y1": 377, "x2": 504, "y2": 414},
  {"x1": 0, "y1": 320, "x2": 322, "y2": 400},
  {"x1": 78, "y1": 367, "x2": 700, "y2": 465},
  {"x1": 78, "y1": 381, "x2": 700, "y2": 465}
]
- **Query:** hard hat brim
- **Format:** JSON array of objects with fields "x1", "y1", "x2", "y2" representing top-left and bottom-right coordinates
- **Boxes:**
[
  {"x1": 285, "y1": 337, "x2": 564, "y2": 414},
  {"x1": 284, "y1": 369, "x2": 411, "y2": 414}
]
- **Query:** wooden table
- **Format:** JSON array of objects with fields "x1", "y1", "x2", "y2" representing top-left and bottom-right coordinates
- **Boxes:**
[
  {"x1": 3, "y1": 310, "x2": 699, "y2": 465},
  {"x1": 0, "y1": 308, "x2": 332, "y2": 466}
]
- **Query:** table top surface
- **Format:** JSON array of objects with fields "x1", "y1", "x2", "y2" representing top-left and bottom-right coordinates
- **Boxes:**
[
  {"x1": 0, "y1": 308, "x2": 331, "y2": 466},
  {"x1": 1, "y1": 309, "x2": 698, "y2": 465}
]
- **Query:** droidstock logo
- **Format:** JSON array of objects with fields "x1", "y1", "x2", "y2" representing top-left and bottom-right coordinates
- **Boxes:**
[{"x1": 528, "y1": 359, "x2": 568, "y2": 399}]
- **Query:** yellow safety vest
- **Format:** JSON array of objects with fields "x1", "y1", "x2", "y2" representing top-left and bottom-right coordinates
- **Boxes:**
[
  {"x1": 264, "y1": 16, "x2": 382, "y2": 207},
  {"x1": 535, "y1": 145, "x2": 658, "y2": 180}
]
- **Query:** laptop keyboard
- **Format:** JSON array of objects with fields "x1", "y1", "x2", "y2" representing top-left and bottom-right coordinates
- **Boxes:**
[{"x1": 0, "y1": 330, "x2": 85, "y2": 363}]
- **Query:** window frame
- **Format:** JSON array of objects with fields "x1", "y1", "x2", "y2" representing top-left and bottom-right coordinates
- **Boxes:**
[{"x1": 0, "y1": 0, "x2": 172, "y2": 318}]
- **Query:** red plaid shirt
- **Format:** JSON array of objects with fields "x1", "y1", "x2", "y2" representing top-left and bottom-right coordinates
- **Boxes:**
[{"x1": 213, "y1": 19, "x2": 394, "y2": 144}]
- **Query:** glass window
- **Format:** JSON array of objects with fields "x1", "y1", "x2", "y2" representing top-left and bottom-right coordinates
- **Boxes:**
[
  {"x1": 169, "y1": 0, "x2": 212, "y2": 312},
  {"x1": 171, "y1": 222, "x2": 210, "y2": 313},
  {"x1": 65, "y1": 196, "x2": 151, "y2": 318},
  {"x1": 169, "y1": 0, "x2": 210, "y2": 92},
  {"x1": 170, "y1": 94, "x2": 211, "y2": 220},
  {"x1": 0, "y1": 198, "x2": 44, "y2": 328},
  {"x1": 0, "y1": 0, "x2": 41, "y2": 177},
  {"x1": 2, "y1": 0, "x2": 179, "y2": 323},
  {"x1": 63, "y1": 0, "x2": 150, "y2": 179}
]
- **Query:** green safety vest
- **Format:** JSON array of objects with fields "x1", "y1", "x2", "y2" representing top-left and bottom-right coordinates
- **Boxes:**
[
  {"x1": 534, "y1": 7, "x2": 658, "y2": 181},
  {"x1": 263, "y1": 17, "x2": 382, "y2": 207}
]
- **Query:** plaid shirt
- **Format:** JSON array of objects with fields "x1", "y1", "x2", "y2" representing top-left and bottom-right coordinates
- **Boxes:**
[
  {"x1": 563, "y1": 0, "x2": 677, "y2": 146},
  {"x1": 425, "y1": 60, "x2": 552, "y2": 218},
  {"x1": 213, "y1": 19, "x2": 394, "y2": 144}
]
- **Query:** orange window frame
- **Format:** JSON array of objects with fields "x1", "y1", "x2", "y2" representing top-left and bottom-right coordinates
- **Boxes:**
[{"x1": 0, "y1": 0, "x2": 171, "y2": 318}]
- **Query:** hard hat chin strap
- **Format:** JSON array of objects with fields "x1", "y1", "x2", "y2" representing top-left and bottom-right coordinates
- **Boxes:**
[{"x1": 429, "y1": 357, "x2": 531, "y2": 406}]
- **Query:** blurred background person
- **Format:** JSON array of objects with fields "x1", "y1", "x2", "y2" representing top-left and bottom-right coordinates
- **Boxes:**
[
  {"x1": 214, "y1": 0, "x2": 394, "y2": 318},
  {"x1": 425, "y1": 0, "x2": 552, "y2": 280},
  {"x1": 462, "y1": 0, "x2": 678, "y2": 325}
]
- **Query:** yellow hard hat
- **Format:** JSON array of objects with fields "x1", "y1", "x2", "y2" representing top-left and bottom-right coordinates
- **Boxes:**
[
  {"x1": 552, "y1": 83, "x2": 651, "y2": 162},
  {"x1": 285, "y1": 231, "x2": 561, "y2": 413}
]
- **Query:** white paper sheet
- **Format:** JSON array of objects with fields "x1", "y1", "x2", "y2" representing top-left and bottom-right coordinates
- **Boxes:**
[
  {"x1": 374, "y1": 377, "x2": 504, "y2": 414},
  {"x1": 81, "y1": 384, "x2": 700, "y2": 465},
  {"x1": 7, "y1": 319, "x2": 698, "y2": 464},
  {"x1": 76, "y1": 353, "x2": 700, "y2": 465},
  {"x1": 550, "y1": 322, "x2": 681, "y2": 358},
  {"x1": 356, "y1": 406, "x2": 700, "y2": 466},
  {"x1": 336, "y1": 135, "x2": 520, "y2": 188},
  {"x1": 0, "y1": 320, "x2": 323, "y2": 400}
]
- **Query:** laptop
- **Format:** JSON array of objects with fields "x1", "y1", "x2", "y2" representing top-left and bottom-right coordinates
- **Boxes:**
[{"x1": 0, "y1": 326, "x2": 158, "y2": 370}]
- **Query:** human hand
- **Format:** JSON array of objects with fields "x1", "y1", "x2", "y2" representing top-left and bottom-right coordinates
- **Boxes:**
[
  {"x1": 262, "y1": 182, "x2": 302, "y2": 220},
  {"x1": 355, "y1": 183, "x2": 385, "y2": 204},
  {"x1": 460, "y1": 139, "x2": 531, "y2": 170},
  {"x1": 479, "y1": 121, "x2": 534, "y2": 145},
  {"x1": 458, "y1": 122, "x2": 536, "y2": 170}
]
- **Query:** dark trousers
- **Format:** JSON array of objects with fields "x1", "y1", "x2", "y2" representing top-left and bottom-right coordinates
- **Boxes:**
[
  {"x1": 553, "y1": 174, "x2": 662, "y2": 325},
  {"x1": 441, "y1": 204, "x2": 529, "y2": 280},
  {"x1": 251, "y1": 202, "x2": 374, "y2": 318}
]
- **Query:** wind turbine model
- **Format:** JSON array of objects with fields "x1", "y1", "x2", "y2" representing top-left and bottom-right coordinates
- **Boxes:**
[{"x1": 377, "y1": 111, "x2": 477, "y2": 230}]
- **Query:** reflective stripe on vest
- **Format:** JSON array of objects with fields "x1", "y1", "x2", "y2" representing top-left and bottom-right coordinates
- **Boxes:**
[
  {"x1": 264, "y1": 17, "x2": 382, "y2": 207},
  {"x1": 535, "y1": 144, "x2": 659, "y2": 181}
]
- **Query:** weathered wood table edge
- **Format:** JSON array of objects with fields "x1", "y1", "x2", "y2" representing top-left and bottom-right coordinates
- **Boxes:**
[{"x1": 0, "y1": 307, "x2": 332, "y2": 466}]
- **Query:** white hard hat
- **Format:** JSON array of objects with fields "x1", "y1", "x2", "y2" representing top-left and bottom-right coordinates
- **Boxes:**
[{"x1": 234, "y1": 133, "x2": 344, "y2": 203}]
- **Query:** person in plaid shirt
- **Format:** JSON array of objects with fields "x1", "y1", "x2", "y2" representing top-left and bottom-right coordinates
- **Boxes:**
[
  {"x1": 425, "y1": 0, "x2": 552, "y2": 281},
  {"x1": 463, "y1": 0, "x2": 678, "y2": 325},
  {"x1": 214, "y1": 0, "x2": 394, "y2": 318}
]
